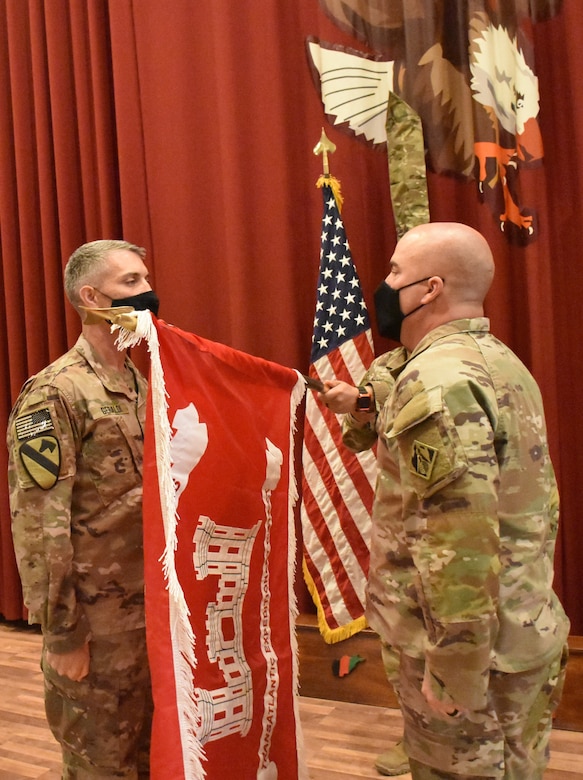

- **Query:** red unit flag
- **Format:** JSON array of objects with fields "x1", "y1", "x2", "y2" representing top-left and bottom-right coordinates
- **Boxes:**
[{"x1": 121, "y1": 316, "x2": 308, "y2": 780}]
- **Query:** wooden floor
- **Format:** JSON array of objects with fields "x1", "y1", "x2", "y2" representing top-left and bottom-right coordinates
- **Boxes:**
[{"x1": 0, "y1": 622, "x2": 581, "y2": 779}]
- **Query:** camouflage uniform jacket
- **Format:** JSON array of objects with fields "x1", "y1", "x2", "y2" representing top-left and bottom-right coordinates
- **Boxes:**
[
  {"x1": 343, "y1": 318, "x2": 570, "y2": 711},
  {"x1": 7, "y1": 335, "x2": 147, "y2": 655}
]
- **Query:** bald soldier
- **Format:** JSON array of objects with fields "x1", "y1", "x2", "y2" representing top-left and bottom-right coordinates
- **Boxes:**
[
  {"x1": 7, "y1": 240, "x2": 158, "y2": 778},
  {"x1": 319, "y1": 222, "x2": 570, "y2": 779}
]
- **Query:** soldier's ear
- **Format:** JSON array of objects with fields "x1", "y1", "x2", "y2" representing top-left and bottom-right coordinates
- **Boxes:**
[
  {"x1": 78, "y1": 284, "x2": 100, "y2": 308},
  {"x1": 422, "y1": 276, "x2": 444, "y2": 302}
]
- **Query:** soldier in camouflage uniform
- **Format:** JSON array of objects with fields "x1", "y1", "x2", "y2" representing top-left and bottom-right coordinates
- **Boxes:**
[
  {"x1": 7, "y1": 240, "x2": 158, "y2": 779},
  {"x1": 318, "y1": 222, "x2": 570, "y2": 779}
]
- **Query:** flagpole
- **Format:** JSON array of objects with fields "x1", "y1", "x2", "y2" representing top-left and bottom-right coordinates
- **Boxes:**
[
  {"x1": 313, "y1": 128, "x2": 343, "y2": 210},
  {"x1": 302, "y1": 374, "x2": 324, "y2": 392},
  {"x1": 313, "y1": 128, "x2": 336, "y2": 176}
]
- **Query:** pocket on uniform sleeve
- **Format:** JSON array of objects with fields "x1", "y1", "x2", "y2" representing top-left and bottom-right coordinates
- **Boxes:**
[{"x1": 386, "y1": 386, "x2": 468, "y2": 499}]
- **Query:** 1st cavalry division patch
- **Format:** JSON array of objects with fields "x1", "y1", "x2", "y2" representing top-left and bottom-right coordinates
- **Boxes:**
[{"x1": 19, "y1": 435, "x2": 61, "y2": 490}]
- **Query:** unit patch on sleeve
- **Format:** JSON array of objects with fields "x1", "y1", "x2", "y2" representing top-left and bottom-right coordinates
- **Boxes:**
[
  {"x1": 14, "y1": 408, "x2": 55, "y2": 441},
  {"x1": 410, "y1": 439, "x2": 438, "y2": 480},
  {"x1": 19, "y1": 435, "x2": 61, "y2": 490}
]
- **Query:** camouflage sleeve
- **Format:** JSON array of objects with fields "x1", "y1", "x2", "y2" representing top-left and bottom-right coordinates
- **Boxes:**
[
  {"x1": 387, "y1": 381, "x2": 500, "y2": 711},
  {"x1": 342, "y1": 360, "x2": 395, "y2": 452},
  {"x1": 7, "y1": 387, "x2": 91, "y2": 653},
  {"x1": 342, "y1": 413, "x2": 378, "y2": 452}
]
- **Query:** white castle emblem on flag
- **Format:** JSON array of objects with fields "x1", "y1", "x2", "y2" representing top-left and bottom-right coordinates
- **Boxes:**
[{"x1": 192, "y1": 516, "x2": 260, "y2": 743}]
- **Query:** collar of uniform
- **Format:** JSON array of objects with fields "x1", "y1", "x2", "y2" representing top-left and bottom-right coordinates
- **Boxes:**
[
  {"x1": 74, "y1": 334, "x2": 139, "y2": 397},
  {"x1": 389, "y1": 317, "x2": 490, "y2": 377}
]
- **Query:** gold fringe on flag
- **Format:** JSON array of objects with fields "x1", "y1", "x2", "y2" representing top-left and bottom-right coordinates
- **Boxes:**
[
  {"x1": 315, "y1": 174, "x2": 344, "y2": 213},
  {"x1": 302, "y1": 557, "x2": 367, "y2": 644}
]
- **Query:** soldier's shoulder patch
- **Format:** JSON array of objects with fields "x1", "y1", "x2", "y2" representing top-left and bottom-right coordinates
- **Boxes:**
[
  {"x1": 19, "y1": 435, "x2": 61, "y2": 490},
  {"x1": 14, "y1": 408, "x2": 54, "y2": 441},
  {"x1": 410, "y1": 439, "x2": 438, "y2": 480}
]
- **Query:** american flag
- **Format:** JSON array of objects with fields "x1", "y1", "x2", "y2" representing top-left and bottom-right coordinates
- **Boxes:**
[{"x1": 301, "y1": 181, "x2": 377, "y2": 643}]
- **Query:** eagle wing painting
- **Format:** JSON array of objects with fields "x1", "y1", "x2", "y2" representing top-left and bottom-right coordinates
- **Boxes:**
[{"x1": 308, "y1": 0, "x2": 563, "y2": 244}]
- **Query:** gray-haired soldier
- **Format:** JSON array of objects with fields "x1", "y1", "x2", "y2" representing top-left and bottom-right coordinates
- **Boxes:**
[
  {"x1": 7, "y1": 240, "x2": 159, "y2": 778},
  {"x1": 319, "y1": 222, "x2": 569, "y2": 779}
]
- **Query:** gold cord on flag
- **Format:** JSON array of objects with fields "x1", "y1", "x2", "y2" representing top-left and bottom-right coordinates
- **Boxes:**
[
  {"x1": 313, "y1": 128, "x2": 344, "y2": 212},
  {"x1": 79, "y1": 305, "x2": 138, "y2": 331}
]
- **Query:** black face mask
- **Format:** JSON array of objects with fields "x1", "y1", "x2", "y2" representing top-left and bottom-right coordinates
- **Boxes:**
[
  {"x1": 110, "y1": 289, "x2": 160, "y2": 317},
  {"x1": 373, "y1": 277, "x2": 431, "y2": 342}
]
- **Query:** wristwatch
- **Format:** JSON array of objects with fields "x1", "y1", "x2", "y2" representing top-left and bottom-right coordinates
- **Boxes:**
[{"x1": 355, "y1": 385, "x2": 373, "y2": 412}]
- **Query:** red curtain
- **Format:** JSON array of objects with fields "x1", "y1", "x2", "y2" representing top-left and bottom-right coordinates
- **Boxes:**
[{"x1": 1, "y1": 1, "x2": 582, "y2": 635}]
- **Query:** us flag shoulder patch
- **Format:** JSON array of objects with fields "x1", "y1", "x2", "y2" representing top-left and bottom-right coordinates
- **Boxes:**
[{"x1": 15, "y1": 409, "x2": 54, "y2": 441}]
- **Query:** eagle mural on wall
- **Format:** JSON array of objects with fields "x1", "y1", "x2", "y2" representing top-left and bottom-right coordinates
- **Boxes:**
[{"x1": 308, "y1": 0, "x2": 563, "y2": 244}]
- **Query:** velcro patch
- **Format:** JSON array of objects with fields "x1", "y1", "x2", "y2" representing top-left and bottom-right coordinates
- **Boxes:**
[
  {"x1": 19, "y1": 435, "x2": 61, "y2": 490},
  {"x1": 15, "y1": 409, "x2": 54, "y2": 441},
  {"x1": 410, "y1": 439, "x2": 438, "y2": 480}
]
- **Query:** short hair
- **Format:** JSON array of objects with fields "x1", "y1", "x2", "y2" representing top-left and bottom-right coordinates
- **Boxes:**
[{"x1": 64, "y1": 239, "x2": 146, "y2": 309}]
